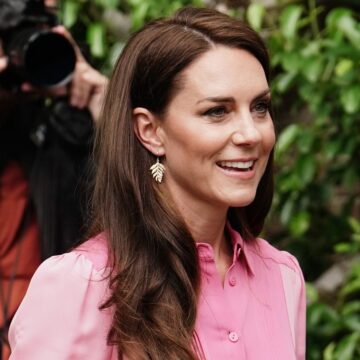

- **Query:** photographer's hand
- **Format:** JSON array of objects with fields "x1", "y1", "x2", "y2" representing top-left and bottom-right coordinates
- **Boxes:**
[
  {"x1": 68, "y1": 54, "x2": 108, "y2": 123},
  {"x1": 0, "y1": 40, "x2": 8, "y2": 72},
  {"x1": 55, "y1": 26, "x2": 108, "y2": 122},
  {"x1": 0, "y1": 40, "x2": 21, "y2": 122},
  {"x1": 0, "y1": 56, "x2": 7, "y2": 72}
]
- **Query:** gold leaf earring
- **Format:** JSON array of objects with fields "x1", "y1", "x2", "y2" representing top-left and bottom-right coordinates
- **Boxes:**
[{"x1": 150, "y1": 156, "x2": 165, "y2": 183}]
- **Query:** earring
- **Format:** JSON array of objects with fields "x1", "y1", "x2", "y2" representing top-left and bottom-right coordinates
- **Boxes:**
[{"x1": 150, "y1": 157, "x2": 165, "y2": 183}]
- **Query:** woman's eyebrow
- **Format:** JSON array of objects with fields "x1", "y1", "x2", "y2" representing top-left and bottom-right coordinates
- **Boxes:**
[
  {"x1": 196, "y1": 89, "x2": 271, "y2": 105},
  {"x1": 196, "y1": 96, "x2": 235, "y2": 104},
  {"x1": 252, "y1": 89, "x2": 271, "y2": 101}
]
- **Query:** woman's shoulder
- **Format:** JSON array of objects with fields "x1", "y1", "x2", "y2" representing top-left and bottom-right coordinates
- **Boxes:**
[
  {"x1": 31, "y1": 233, "x2": 110, "y2": 285},
  {"x1": 249, "y1": 239, "x2": 306, "y2": 358},
  {"x1": 73, "y1": 232, "x2": 110, "y2": 272},
  {"x1": 228, "y1": 224, "x2": 302, "y2": 276},
  {"x1": 246, "y1": 237, "x2": 303, "y2": 277},
  {"x1": 9, "y1": 233, "x2": 114, "y2": 359}
]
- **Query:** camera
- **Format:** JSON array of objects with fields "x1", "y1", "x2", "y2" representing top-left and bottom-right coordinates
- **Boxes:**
[{"x1": 0, "y1": 0, "x2": 76, "y2": 90}]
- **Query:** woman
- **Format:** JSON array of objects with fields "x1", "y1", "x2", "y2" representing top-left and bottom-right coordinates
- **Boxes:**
[{"x1": 9, "y1": 7, "x2": 306, "y2": 360}]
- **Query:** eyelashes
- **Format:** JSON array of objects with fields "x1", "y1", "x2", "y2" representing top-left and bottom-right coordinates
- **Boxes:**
[
  {"x1": 203, "y1": 106, "x2": 228, "y2": 118},
  {"x1": 202, "y1": 98, "x2": 271, "y2": 120},
  {"x1": 252, "y1": 98, "x2": 271, "y2": 116}
]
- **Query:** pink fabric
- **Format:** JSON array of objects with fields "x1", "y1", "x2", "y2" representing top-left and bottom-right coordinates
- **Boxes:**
[{"x1": 9, "y1": 228, "x2": 306, "y2": 359}]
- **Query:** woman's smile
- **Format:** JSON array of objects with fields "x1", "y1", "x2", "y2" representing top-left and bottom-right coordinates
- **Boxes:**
[{"x1": 216, "y1": 159, "x2": 257, "y2": 179}]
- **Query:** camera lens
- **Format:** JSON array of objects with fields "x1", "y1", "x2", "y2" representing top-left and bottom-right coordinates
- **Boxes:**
[
  {"x1": 7, "y1": 29, "x2": 76, "y2": 88},
  {"x1": 25, "y1": 31, "x2": 76, "y2": 87}
]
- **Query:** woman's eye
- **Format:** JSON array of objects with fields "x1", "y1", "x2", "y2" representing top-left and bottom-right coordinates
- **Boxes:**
[
  {"x1": 253, "y1": 100, "x2": 270, "y2": 116},
  {"x1": 203, "y1": 106, "x2": 228, "y2": 118}
]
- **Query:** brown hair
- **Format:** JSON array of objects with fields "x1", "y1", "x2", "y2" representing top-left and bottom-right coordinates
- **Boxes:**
[{"x1": 92, "y1": 6, "x2": 273, "y2": 360}]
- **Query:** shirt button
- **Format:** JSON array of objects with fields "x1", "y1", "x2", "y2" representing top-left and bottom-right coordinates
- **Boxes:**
[
  {"x1": 229, "y1": 276, "x2": 237, "y2": 286},
  {"x1": 228, "y1": 331, "x2": 239, "y2": 343}
]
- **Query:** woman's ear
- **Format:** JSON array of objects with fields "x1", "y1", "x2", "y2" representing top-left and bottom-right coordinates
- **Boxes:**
[{"x1": 133, "y1": 107, "x2": 165, "y2": 156}]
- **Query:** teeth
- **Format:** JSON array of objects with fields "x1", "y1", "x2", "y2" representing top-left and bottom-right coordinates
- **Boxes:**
[{"x1": 219, "y1": 160, "x2": 254, "y2": 169}]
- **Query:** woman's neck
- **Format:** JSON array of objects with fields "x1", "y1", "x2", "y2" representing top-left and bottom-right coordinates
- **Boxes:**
[{"x1": 171, "y1": 194, "x2": 233, "y2": 281}]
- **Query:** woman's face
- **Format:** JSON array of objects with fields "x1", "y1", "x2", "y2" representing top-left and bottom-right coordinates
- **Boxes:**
[{"x1": 157, "y1": 45, "x2": 275, "y2": 212}]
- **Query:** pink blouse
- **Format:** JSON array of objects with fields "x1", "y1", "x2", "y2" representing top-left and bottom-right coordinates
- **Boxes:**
[{"x1": 9, "y1": 226, "x2": 306, "y2": 359}]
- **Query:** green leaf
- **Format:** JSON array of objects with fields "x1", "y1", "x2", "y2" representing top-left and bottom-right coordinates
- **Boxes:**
[
  {"x1": 338, "y1": 13, "x2": 360, "y2": 49},
  {"x1": 131, "y1": 1, "x2": 150, "y2": 29},
  {"x1": 289, "y1": 211, "x2": 310, "y2": 237},
  {"x1": 297, "y1": 130, "x2": 314, "y2": 154},
  {"x1": 326, "y1": 8, "x2": 360, "y2": 48},
  {"x1": 326, "y1": 8, "x2": 353, "y2": 32},
  {"x1": 334, "y1": 242, "x2": 352, "y2": 253},
  {"x1": 324, "y1": 139, "x2": 342, "y2": 160},
  {"x1": 340, "y1": 86, "x2": 360, "y2": 114},
  {"x1": 307, "y1": 302, "x2": 339, "y2": 329},
  {"x1": 108, "y1": 42, "x2": 125, "y2": 69},
  {"x1": 94, "y1": 0, "x2": 120, "y2": 8},
  {"x1": 276, "y1": 124, "x2": 299, "y2": 155},
  {"x1": 333, "y1": 332, "x2": 360, "y2": 360},
  {"x1": 324, "y1": 342, "x2": 336, "y2": 360},
  {"x1": 349, "y1": 263, "x2": 360, "y2": 277},
  {"x1": 87, "y1": 23, "x2": 106, "y2": 58},
  {"x1": 278, "y1": 173, "x2": 302, "y2": 193},
  {"x1": 301, "y1": 41, "x2": 321, "y2": 58},
  {"x1": 342, "y1": 301, "x2": 360, "y2": 316},
  {"x1": 335, "y1": 59, "x2": 354, "y2": 77},
  {"x1": 341, "y1": 278, "x2": 360, "y2": 297},
  {"x1": 62, "y1": 0, "x2": 79, "y2": 28},
  {"x1": 280, "y1": 197, "x2": 295, "y2": 225},
  {"x1": 296, "y1": 154, "x2": 316, "y2": 185},
  {"x1": 348, "y1": 217, "x2": 360, "y2": 234},
  {"x1": 274, "y1": 72, "x2": 296, "y2": 93},
  {"x1": 246, "y1": 3, "x2": 265, "y2": 31},
  {"x1": 306, "y1": 282, "x2": 319, "y2": 303},
  {"x1": 343, "y1": 315, "x2": 360, "y2": 332},
  {"x1": 302, "y1": 57, "x2": 323, "y2": 83},
  {"x1": 282, "y1": 52, "x2": 302, "y2": 74},
  {"x1": 280, "y1": 5, "x2": 303, "y2": 39}
]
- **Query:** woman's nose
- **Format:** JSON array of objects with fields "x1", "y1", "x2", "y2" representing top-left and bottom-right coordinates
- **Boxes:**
[{"x1": 231, "y1": 114, "x2": 262, "y2": 146}]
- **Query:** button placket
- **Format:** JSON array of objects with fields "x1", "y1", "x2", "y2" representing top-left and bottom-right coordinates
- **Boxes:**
[
  {"x1": 229, "y1": 276, "x2": 237, "y2": 286},
  {"x1": 228, "y1": 331, "x2": 239, "y2": 342}
]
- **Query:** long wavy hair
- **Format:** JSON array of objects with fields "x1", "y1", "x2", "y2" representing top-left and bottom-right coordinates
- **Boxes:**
[{"x1": 92, "y1": 6, "x2": 274, "y2": 360}]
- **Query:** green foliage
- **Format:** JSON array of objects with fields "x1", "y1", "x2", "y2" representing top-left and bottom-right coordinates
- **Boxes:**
[
  {"x1": 335, "y1": 218, "x2": 360, "y2": 254},
  {"x1": 249, "y1": 3, "x2": 360, "y2": 358},
  {"x1": 307, "y1": 267, "x2": 360, "y2": 359},
  {"x1": 60, "y1": 0, "x2": 123, "y2": 72},
  {"x1": 246, "y1": 3, "x2": 265, "y2": 31},
  {"x1": 59, "y1": 0, "x2": 202, "y2": 72},
  {"x1": 127, "y1": 0, "x2": 203, "y2": 30},
  {"x1": 260, "y1": 4, "x2": 360, "y2": 282},
  {"x1": 306, "y1": 218, "x2": 360, "y2": 359}
]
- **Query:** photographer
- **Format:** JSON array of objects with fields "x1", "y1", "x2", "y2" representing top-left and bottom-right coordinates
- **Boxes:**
[{"x1": 0, "y1": 1, "x2": 107, "y2": 358}]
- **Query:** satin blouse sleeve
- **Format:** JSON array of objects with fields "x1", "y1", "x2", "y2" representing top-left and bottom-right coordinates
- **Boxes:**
[
  {"x1": 8, "y1": 251, "x2": 114, "y2": 359},
  {"x1": 279, "y1": 253, "x2": 306, "y2": 360}
]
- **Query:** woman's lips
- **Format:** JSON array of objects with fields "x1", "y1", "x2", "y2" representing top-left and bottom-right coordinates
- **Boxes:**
[
  {"x1": 216, "y1": 159, "x2": 257, "y2": 179},
  {"x1": 218, "y1": 160, "x2": 254, "y2": 171}
]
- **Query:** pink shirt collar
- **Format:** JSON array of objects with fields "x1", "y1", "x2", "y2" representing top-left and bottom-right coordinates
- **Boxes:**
[{"x1": 195, "y1": 222, "x2": 255, "y2": 276}]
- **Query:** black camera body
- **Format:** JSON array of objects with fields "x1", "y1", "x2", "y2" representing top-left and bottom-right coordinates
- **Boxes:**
[{"x1": 0, "y1": 0, "x2": 76, "y2": 90}]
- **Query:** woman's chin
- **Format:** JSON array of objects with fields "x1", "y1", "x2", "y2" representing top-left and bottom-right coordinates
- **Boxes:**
[{"x1": 226, "y1": 197, "x2": 256, "y2": 208}]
